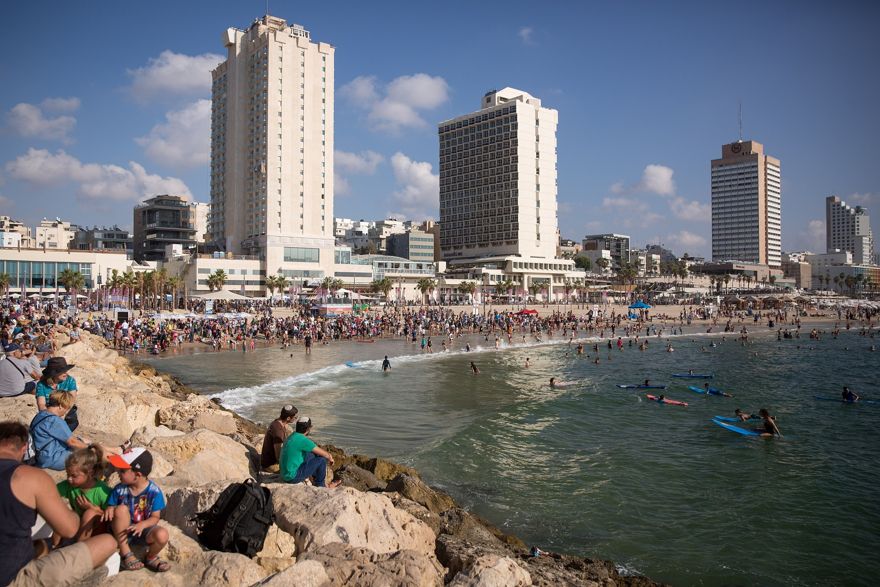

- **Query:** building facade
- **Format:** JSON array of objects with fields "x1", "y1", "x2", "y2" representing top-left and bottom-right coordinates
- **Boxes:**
[
  {"x1": 387, "y1": 229, "x2": 435, "y2": 262},
  {"x1": 826, "y1": 195, "x2": 873, "y2": 265},
  {"x1": 72, "y1": 226, "x2": 133, "y2": 253},
  {"x1": 0, "y1": 217, "x2": 34, "y2": 248},
  {"x1": 711, "y1": 140, "x2": 781, "y2": 267},
  {"x1": 438, "y1": 88, "x2": 558, "y2": 261},
  {"x1": 133, "y1": 195, "x2": 200, "y2": 262},
  {"x1": 209, "y1": 14, "x2": 335, "y2": 281},
  {"x1": 0, "y1": 248, "x2": 143, "y2": 292},
  {"x1": 583, "y1": 234, "x2": 630, "y2": 270},
  {"x1": 34, "y1": 218, "x2": 77, "y2": 250}
]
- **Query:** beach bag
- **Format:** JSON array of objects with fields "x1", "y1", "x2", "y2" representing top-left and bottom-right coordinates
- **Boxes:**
[{"x1": 193, "y1": 478, "x2": 274, "y2": 557}]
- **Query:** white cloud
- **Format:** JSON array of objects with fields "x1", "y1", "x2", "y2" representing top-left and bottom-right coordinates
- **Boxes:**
[
  {"x1": 40, "y1": 97, "x2": 80, "y2": 112},
  {"x1": 136, "y1": 99, "x2": 211, "y2": 168},
  {"x1": 334, "y1": 149, "x2": 383, "y2": 196},
  {"x1": 807, "y1": 219, "x2": 826, "y2": 251},
  {"x1": 127, "y1": 50, "x2": 223, "y2": 100},
  {"x1": 390, "y1": 152, "x2": 439, "y2": 218},
  {"x1": 669, "y1": 196, "x2": 710, "y2": 221},
  {"x1": 5, "y1": 98, "x2": 80, "y2": 143},
  {"x1": 335, "y1": 150, "x2": 383, "y2": 175},
  {"x1": 518, "y1": 26, "x2": 535, "y2": 45},
  {"x1": 601, "y1": 196, "x2": 663, "y2": 228},
  {"x1": 666, "y1": 230, "x2": 707, "y2": 251},
  {"x1": 611, "y1": 164, "x2": 676, "y2": 197},
  {"x1": 848, "y1": 192, "x2": 874, "y2": 206},
  {"x1": 5, "y1": 148, "x2": 191, "y2": 201},
  {"x1": 341, "y1": 73, "x2": 449, "y2": 133}
]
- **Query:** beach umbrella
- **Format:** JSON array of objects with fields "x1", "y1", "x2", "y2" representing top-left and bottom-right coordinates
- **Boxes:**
[
  {"x1": 9, "y1": 293, "x2": 21, "y2": 299},
  {"x1": 28, "y1": 293, "x2": 42, "y2": 299},
  {"x1": 628, "y1": 300, "x2": 652, "y2": 309}
]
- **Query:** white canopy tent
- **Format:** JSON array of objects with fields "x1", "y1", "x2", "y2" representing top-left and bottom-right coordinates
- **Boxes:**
[{"x1": 194, "y1": 290, "x2": 250, "y2": 301}]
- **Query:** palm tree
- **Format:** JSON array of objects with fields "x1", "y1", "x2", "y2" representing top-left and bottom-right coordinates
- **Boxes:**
[
  {"x1": 166, "y1": 276, "x2": 181, "y2": 309},
  {"x1": 416, "y1": 278, "x2": 437, "y2": 305},
  {"x1": 121, "y1": 271, "x2": 137, "y2": 309},
  {"x1": 370, "y1": 277, "x2": 393, "y2": 301},
  {"x1": 207, "y1": 269, "x2": 227, "y2": 292},
  {"x1": 457, "y1": 281, "x2": 477, "y2": 303},
  {"x1": 321, "y1": 276, "x2": 344, "y2": 301},
  {"x1": 0, "y1": 272, "x2": 10, "y2": 303},
  {"x1": 154, "y1": 268, "x2": 168, "y2": 311},
  {"x1": 265, "y1": 275, "x2": 279, "y2": 299},
  {"x1": 595, "y1": 258, "x2": 610, "y2": 273}
]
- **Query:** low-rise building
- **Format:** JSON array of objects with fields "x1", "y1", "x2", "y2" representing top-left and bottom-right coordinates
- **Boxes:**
[
  {"x1": 0, "y1": 216, "x2": 34, "y2": 248},
  {"x1": 558, "y1": 239, "x2": 581, "y2": 259},
  {"x1": 0, "y1": 248, "x2": 144, "y2": 292},
  {"x1": 72, "y1": 226, "x2": 133, "y2": 253},
  {"x1": 35, "y1": 218, "x2": 77, "y2": 249},
  {"x1": 583, "y1": 234, "x2": 630, "y2": 270}
]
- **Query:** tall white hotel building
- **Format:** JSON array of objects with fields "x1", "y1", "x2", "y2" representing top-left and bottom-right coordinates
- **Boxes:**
[
  {"x1": 438, "y1": 88, "x2": 559, "y2": 261},
  {"x1": 711, "y1": 140, "x2": 781, "y2": 267},
  {"x1": 209, "y1": 15, "x2": 335, "y2": 277},
  {"x1": 826, "y1": 195, "x2": 874, "y2": 265}
]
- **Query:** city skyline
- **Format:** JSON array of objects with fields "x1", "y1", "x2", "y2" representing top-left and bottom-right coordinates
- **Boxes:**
[{"x1": 1, "y1": 0, "x2": 878, "y2": 259}]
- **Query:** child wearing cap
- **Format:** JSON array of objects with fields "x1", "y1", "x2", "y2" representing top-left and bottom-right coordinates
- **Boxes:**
[{"x1": 105, "y1": 448, "x2": 171, "y2": 573}]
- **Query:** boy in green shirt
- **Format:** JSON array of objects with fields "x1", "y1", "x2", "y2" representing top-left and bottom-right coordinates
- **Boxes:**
[{"x1": 279, "y1": 417, "x2": 340, "y2": 488}]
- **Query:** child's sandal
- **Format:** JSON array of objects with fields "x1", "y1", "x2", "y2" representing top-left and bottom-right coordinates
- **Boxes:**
[
  {"x1": 145, "y1": 556, "x2": 170, "y2": 572},
  {"x1": 121, "y1": 552, "x2": 143, "y2": 571}
]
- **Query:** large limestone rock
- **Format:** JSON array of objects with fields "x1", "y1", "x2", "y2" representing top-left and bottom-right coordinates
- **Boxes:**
[
  {"x1": 145, "y1": 428, "x2": 253, "y2": 485},
  {"x1": 76, "y1": 392, "x2": 132, "y2": 438},
  {"x1": 0, "y1": 394, "x2": 37, "y2": 425},
  {"x1": 278, "y1": 543, "x2": 443, "y2": 587},
  {"x1": 448, "y1": 554, "x2": 532, "y2": 587},
  {"x1": 269, "y1": 483, "x2": 437, "y2": 560},
  {"x1": 336, "y1": 463, "x2": 386, "y2": 492},
  {"x1": 259, "y1": 560, "x2": 330, "y2": 587},
  {"x1": 385, "y1": 473, "x2": 456, "y2": 514},
  {"x1": 157, "y1": 394, "x2": 236, "y2": 435}
]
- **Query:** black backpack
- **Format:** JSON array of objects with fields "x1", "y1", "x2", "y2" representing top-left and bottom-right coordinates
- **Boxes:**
[{"x1": 193, "y1": 478, "x2": 275, "y2": 557}]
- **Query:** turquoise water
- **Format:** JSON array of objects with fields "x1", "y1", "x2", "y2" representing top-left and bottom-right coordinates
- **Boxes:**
[{"x1": 146, "y1": 326, "x2": 880, "y2": 586}]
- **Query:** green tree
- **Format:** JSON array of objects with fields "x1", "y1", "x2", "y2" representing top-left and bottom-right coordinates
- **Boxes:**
[
  {"x1": 370, "y1": 277, "x2": 393, "y2": 300},
  {"x1": 574, "y1": 256, "x2": 591, "y2": 271},
  {"x1": 321, "y1": 276, "x2": 344, "y2": 300},
  {"x1": 58, "y1": 268, "x2": 85, "y2": 294},
  {"x1": 416, "y1": 278, "x2": 437, "y2": 304},
  {"x1": 0, "y1": 273, "x2": 10, "y2": 302},
  {"x1": 207, "y1": 269, "x2": 227, "y2": 292},
  {"x1": 457, "y1": 281, "x2": 477, "y2": 302},
  {"x1": 595, "y1": 258, "x2": 610, "y2": 272}
]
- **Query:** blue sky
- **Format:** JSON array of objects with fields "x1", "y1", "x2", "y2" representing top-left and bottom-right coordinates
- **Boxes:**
[{"x1": 1, "y1": 0, "x2": 877, "y2": 258}]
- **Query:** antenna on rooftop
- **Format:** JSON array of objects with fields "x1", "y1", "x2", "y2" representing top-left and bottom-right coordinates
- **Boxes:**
[{"x1": 736, "y1": 100, "x2": 742, "y2": 142}]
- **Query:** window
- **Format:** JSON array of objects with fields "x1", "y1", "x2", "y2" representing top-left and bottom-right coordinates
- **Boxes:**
[{"x1": 284, "y1": 247, "x2": 320, "y2": 263}]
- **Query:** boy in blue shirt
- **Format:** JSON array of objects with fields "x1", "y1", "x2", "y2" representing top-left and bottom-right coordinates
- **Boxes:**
[{"x1": 106, "y1": 448, "x2": 171, "y2": 572}]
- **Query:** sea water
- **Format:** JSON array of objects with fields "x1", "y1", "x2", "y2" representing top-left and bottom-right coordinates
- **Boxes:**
[{"x1": 146, "y1": 325, "x2": 880, "y2": 586}]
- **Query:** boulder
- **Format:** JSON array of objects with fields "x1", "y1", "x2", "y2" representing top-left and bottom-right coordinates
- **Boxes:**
[
  {"x1": 129, "y1": 425, "x2": 185, "y2": 447},
  {"x1": 385, "y1": 473, "x2": 456, "y2": 514},
  {"x1": 0, "y1": 394, "x2": 37, "y2": 426},
  {"x1": 157, "y1": 394, "x2": 235, "y2": 434},
  {"x1": 162, "y1": 480, "x2": 231, "y2": 537},
  {"x1": 296, "y1": 542, "x2": 443, "y2": 587},
  {"x1": 448, "y1": 554, "x2": 532, "y2": 587},
  {"x1": 145, "y1": 428, "x2": 253, "y2": 485},
  {"x1": 385, "y1": 492, "x2": 441, "y2": 536},
  {"x1": 269, "y1": 483, "x2": 436, "y2": 560},
  {"x1": 76, "y1": 390, "x2": 132, "y2": 439},
  {"x1": 440, "y1": 508, "x2": 508, "y2": 548},
  {"x1": 356, "y1": 455, "x2": 419, "y2": 482},
  {"x1": 436, "y1": 535, "x2": 511, "y2": 580},
  {"x1": 259, "y1": 560, "x2": 330, "y2": 587},
  {"x1": 336, "y1": 463, "x2": 386, "y2": 492}
]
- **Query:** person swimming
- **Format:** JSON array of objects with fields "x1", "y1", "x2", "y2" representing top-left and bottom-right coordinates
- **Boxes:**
[
  {"x1": 756, "y1": 409, "x2": 782, "y2": 437},
  {"x1": 734, "y1": 408, "x2": 757, "y2": 421},
  {"x1": 704, "y1": 382, "x2": 733, "y2": 397},
  {"x1": 842, "y1": 386, "x2": 860, "y2": 403},
  {"x1": 470, "y1": 362, "x2": 480, "y2": 374}
]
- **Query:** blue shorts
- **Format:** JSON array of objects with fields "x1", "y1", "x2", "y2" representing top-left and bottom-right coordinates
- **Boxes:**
[{"x1": 127, "y1": 524, "x2": 157, "y2": 546}]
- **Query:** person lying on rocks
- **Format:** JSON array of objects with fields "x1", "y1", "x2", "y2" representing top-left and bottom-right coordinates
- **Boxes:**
[{"x1": 279, "y1": 417, "x2": 341, "y2": 488}]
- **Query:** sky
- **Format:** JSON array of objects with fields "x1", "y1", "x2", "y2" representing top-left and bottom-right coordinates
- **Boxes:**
[{"x1": 1, "y1": 0, "x2": 878, "y2": 259}]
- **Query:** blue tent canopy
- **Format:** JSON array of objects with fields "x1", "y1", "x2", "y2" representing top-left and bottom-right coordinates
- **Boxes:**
[{"x1": 628, "y1": 300, "x2": 652, "y2": 309}]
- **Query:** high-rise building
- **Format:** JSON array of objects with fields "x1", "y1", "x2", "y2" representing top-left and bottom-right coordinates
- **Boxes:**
[
  {"x1": 826, "y1": 195, "x2": 873, "y2": 265},
  {"x1": 210, "y1": 14, "x2": 334, "y2": 276},
  {"x1": 438, "y1": 87, "x2": 558, "y2": 261},
  {"x1": 711, "y1": 140, "x2": 781, "y2": 267}
]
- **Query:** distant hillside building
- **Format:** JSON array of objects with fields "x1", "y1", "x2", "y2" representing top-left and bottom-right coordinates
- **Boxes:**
[
  {"x1": 387, "y1": 229, "x2": 435, "y2": 262},
  {"x1": 0, "y1": 216, "x2": 33, "y2": 248},
  {"x1": 583, "y1": 234, "x2": 630, "y2": 270},
  {"x1": 35, "y1": 218, "x2": 77, "y2": 250},
  {"x1": 72, "y1": 226, "x2": 133, "y2": 253}
]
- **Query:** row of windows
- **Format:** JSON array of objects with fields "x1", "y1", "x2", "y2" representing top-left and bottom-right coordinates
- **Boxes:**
[{"x1": 283, "y1": 246, "x2": 320, "y2": 263}]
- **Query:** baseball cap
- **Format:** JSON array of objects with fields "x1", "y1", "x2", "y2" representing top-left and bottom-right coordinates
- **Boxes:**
[
  {"x1": 108, "y1": 447, "x2": 153, "y2": 476},
  {"x1": 4, "y1": 343, "x2": 21, "y2": 353}
]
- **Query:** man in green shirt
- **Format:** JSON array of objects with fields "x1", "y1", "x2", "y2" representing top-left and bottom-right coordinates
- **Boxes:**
[{"x1": 279, "y1": 417, "x2": 339, "y2": 488}]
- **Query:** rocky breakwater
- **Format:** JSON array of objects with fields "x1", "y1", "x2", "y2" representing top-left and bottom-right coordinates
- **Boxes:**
[{"x1": 1, "y1": 332, "x2": 665, "y2": 587}]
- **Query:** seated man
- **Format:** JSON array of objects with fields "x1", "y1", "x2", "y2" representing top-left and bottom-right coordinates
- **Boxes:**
[
  {"x1": 260, "y1": 404, "x2": 297, "y2": 471},
  {"x1": 0, "y1": 420, "x2": 117, "y2": 586},
  {"x1": 0, "y1": 352, "x2": 36, "y2": 398},
  {"x1": 279, "y1": 417, "x2": 340, "y2": 488}
]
